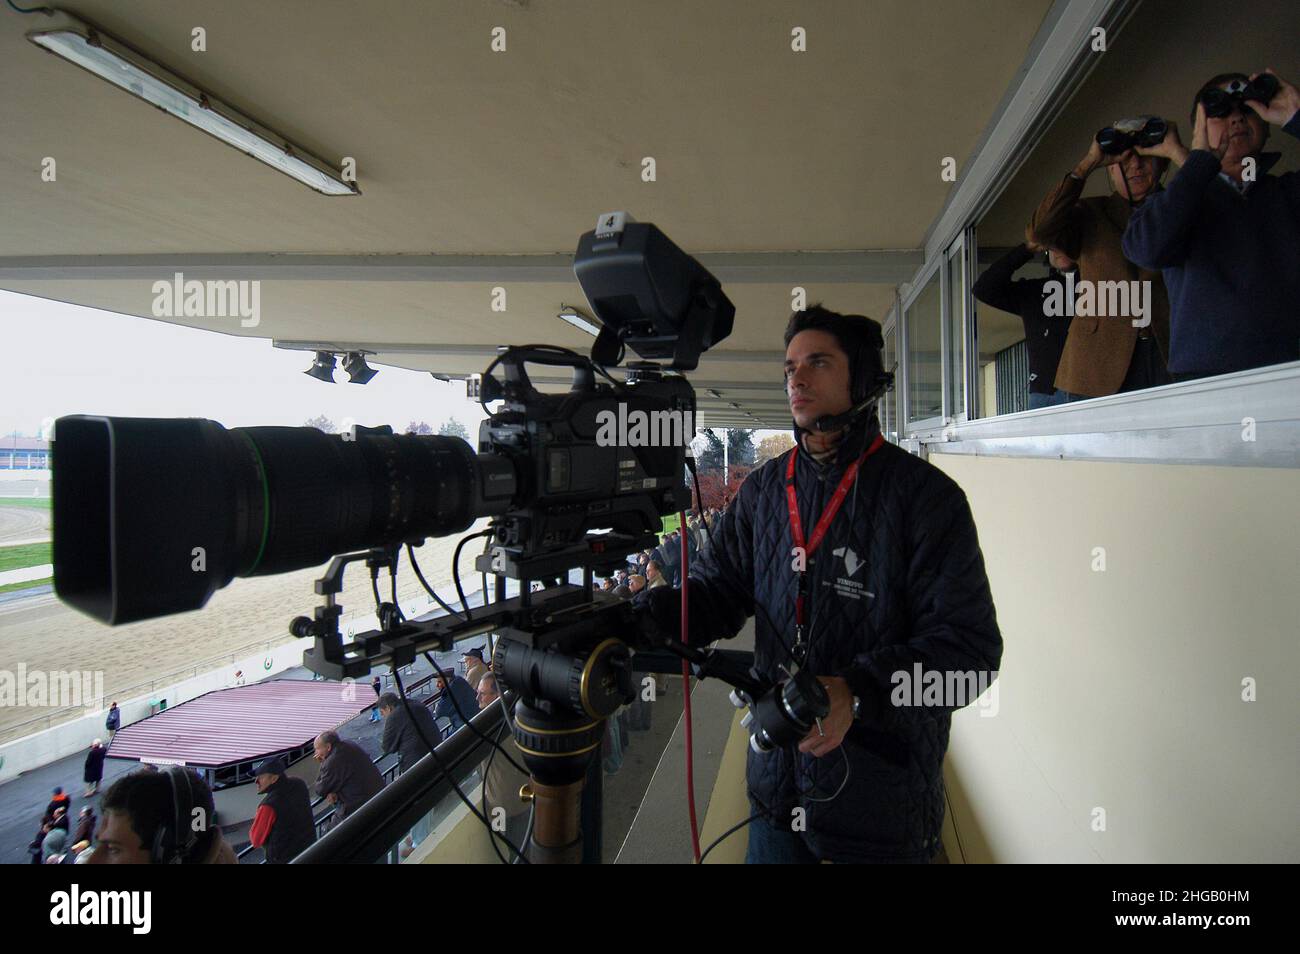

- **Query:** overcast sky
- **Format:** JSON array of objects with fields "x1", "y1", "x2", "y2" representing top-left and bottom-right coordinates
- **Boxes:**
[
  {"x1": 0, "y1": 289, "x2": 783, "y2": 445},
  {"x1": 0, "y1": 289, "x2": 485, "y2": 439}
]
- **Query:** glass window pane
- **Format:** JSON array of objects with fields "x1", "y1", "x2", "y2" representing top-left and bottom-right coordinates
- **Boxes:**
[
  {"x1": 946, "y1": 247, "x2": 967, "y2": 419},
  {"x1": 882, "y1": 326, "x2": 897, "y2": 441},
  {"x1": 906, "y1": 271, "x2": 942, "y2": 424}
]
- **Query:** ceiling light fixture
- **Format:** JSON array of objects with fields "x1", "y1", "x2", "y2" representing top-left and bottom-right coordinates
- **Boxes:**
[
  {"x1": 342, "y1": 351, "x2": 378, "y2": 385},
  {"x1": 557, "y1": 304, "x2": 602, "y2": 337},
  {"x1": 304, "y1": 351, "x2": 337, "y2": 383},
  {"x1": 27, "y1": 11, "x2": 359, "y2": 196}
]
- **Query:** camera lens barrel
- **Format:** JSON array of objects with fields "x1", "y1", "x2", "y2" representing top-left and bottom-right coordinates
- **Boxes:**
[{"x1": 52, "y1": 416, "x2": 514, "y2": 624}]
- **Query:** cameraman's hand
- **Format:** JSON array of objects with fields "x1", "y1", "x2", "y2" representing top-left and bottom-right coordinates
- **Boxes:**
[
  {"x1": 1135, "y1": 121, "x2": 1188, "y2": 164},
  {"x1": 1191, "y1": 102, "x2": 1230, "y2": 160},
  {"x1": 633, "y1": 586, "x2": 681, "y2": 648},
  {"x1": 797, "y1": 676, "x2": 854, "y2": 758}
]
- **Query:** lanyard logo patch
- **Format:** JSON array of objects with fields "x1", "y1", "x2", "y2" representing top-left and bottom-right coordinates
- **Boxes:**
[{"x1": 832, "y1": 545, "x2": 864, "y2": 577}]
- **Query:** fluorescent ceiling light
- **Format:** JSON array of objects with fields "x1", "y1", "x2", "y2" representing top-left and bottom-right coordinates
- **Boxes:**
[
  {"x1": 557, "y1": 305, "x2": 601, "y2": 337},
  {"x1": 27, "y1": 13, "x2": 358, "y2": 196}
]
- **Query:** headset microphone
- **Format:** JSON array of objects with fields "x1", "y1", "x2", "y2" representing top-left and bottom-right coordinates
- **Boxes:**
[
  {"x1": 811, "y1": 396, "x2": 877, "y2": 433},
  {"x1": 807, "y1": 372, "x2": 894, "y2": 433}
]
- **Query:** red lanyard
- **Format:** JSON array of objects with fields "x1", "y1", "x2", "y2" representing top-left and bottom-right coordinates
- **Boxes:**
[{"x1": 785, "y1": 433, "x2": 884, "y2": 635}]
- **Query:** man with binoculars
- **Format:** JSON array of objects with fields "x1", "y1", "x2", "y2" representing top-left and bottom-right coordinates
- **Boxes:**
[
  {"x1": 1028, "y1": 114, "x2": 1172, "y2": 401},
  {"x1": 1123, "y1": 69, "x2": 1300, "y2": 380}
]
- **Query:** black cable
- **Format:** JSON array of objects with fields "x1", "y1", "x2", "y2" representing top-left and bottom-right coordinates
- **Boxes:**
[
  {"x1": 698, "y1": 810, "x2": 767, "y2": 864},
  {"x1": 795, "y1": 744, "x2": 853, "y2": 804},
  {"x1": 389, "y1": 551, "x2": 403, "y2": 621},
  {"x1": 5, "y1": 1, "x2": 55, "y2": 14},
  {"x1": 370, "y1": 571, "x2": 382, "y2": 616},
  {"x1": 697, "y1": 791, "x2": 779, "y2": 864},
  {"x1": 452, "y1": 529, "x2": 494, "y2": 620},
  {"x1": 481, "y1": 718, "x2": 510, "y2": 864},
  {"x1": 390, "y1": 667, "x2": 528, "y2": 863},
  {"x1": 420, "y1": 652, "x2": 529, "y2": 778},
  {"x1": 406, "y1": 543, "x2": 467, "y2": 621},
  {"x1": 494, "y1": 692, "x2": 535, "y2": 864},
  {"x1": 476, "y1": 344, "x2": 630, "y2": 418}
]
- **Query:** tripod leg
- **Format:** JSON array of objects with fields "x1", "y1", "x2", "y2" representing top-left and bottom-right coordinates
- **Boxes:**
[{"x1": 525, "y1": 778, "x2": 585, "y2": 863}]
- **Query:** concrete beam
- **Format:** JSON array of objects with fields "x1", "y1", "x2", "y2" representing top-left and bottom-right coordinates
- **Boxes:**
[{"x1": 0, "y1": 249, "x2": 920, "y2": 285}]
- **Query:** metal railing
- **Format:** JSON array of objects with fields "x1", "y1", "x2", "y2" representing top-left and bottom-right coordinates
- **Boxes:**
[
  {"x1": 236, "y1": 681, "x2": 451, "y2": 864},
  {"x1": 292, "y1": 695, "x2": 509, "y2": 865}
]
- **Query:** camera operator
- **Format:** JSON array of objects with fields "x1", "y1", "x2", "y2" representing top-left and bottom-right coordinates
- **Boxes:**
[
  {"x1": 86, "y1": 767, "x2": 236, "y2": 864},
  {"x1": 972, "y1": 239, "x2": 1077, "y2": 408},
  {"x1": 641, "y1": 305, "x2": 1002, "y2": 863},
  {"x1": 1122, "y1": 69, "x2": 1300, "y2": 379},
  {"x1": 1028, "y1": 124, "x2": 1172, "y2": 398}
]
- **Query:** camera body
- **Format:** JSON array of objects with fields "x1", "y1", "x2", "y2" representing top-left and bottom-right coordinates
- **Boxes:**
[
  {"x1": 472, "y1": 346, "x2": 694, "y2": 563},
  {"x1": 51, "y1": 216, "x2": 731, "y2": 628}
]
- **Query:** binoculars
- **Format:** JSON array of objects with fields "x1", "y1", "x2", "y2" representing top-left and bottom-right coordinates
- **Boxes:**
[
  {"x1": 1096, "y1": 116, "x2": 1168, "y2": 155},
  {"x1": 1200, "y1": 74, "x2": 1280, "y2": 118}
]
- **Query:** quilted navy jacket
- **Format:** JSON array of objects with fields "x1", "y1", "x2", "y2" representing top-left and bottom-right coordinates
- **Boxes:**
[{"x1": 675, "y1": 422, "x2": 1002, "y2": 862}]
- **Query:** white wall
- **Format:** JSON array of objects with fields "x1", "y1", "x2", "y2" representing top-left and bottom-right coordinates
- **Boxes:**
[
  {"x1": 0, "y1": 638, "x2": 307, "y2": 783},
  {"x1": 0, "y1": 591, "x2": 457, "y2": 782},
  {"x1": 933, "y1": 453, "x2": 1299, "y2": 862}
]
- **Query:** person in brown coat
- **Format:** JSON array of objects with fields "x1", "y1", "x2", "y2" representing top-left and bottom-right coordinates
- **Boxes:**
[{"x1": 1028, "y1": 125, "x2": 1173, "y2": 399}]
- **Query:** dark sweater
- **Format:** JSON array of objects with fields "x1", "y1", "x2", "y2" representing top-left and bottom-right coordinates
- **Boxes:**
[
  {"x1": 644, "y1": 423, "x2": 1002, "y2": 862},
  {"x1": 972, "y1": 245, "x2": 1073, "y2": 394},
  {"x1": 1121, "y1": 114, "x2": 1300, "y2": 375},
  {"x1": 381, "y1": 700, "x2": 442, "y2": 771},
  {"x1": 432, "y1": 677, "x2": 479, "y2": 732},
  {"x1": 314, "y1": 739, "x2": 384, "y2": 819}
]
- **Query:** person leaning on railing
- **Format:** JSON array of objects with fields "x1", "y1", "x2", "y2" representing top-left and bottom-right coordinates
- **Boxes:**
[
  {"x1": 248, "y1": 757, "x2": 316, "y2": 864},
  {"x1": 313, "y1": 730, "x2": 385, "y2": 821}
]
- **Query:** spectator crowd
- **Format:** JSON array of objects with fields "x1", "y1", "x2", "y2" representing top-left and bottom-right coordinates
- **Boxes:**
[{"x1": 974, "y1": 68, "x2": 1300, "y2": 409}]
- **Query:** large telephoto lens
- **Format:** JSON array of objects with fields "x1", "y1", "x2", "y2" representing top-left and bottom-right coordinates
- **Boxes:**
[{"x1": 52, "y1": 416, "x2": 515, "y2": 625}]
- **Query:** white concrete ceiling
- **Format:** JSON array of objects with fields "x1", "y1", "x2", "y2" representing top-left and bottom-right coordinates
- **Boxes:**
[{"x1": 0, "y1": 0, "x2": 1053, "y2": 426}]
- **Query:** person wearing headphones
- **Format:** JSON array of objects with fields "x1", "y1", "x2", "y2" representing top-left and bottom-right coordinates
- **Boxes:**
[
  {"x1": 638, "y1": 305, "x2": 1002, "y2": 863},
  {"x1": 1028, "y1": 120, "x2": 1172, "y2": 399},
  {"x1": 87, "y1": 766, "x2": 236, "y2": 864}
]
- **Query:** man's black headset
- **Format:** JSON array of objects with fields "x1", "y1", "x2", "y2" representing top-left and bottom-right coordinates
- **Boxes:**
[
  {"x1": 150, "y1": 765, "x2": 202, "y2": 864},
  {"x1": 789, "y1": 315, "x2": 896, "y2": 434}
]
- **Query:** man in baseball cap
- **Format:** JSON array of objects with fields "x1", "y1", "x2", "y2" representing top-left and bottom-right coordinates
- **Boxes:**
[
  {"x1": 248, "y1": 756, "x2": 316, "y2": 863},
  {"x1": 461, "y1": 647, "x2": 489, "y2": 691}
]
